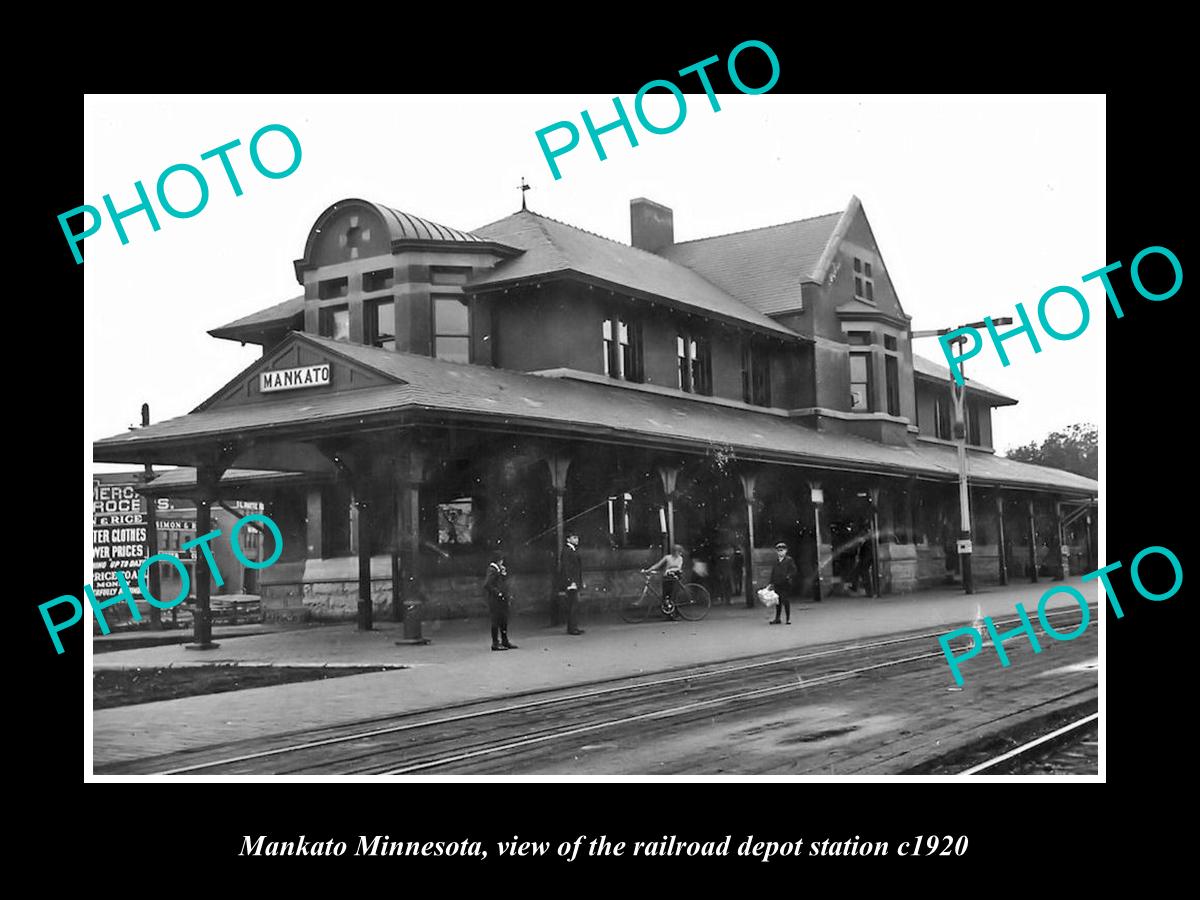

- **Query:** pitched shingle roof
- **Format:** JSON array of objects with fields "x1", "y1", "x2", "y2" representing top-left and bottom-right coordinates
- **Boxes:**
[
  {"x1": 95, "y1": 334, "x2": 1093, "y2": 495},
  {"x1": 210, "y1": 295, "x2": 304, "y2": 340},
  {"x1": 660, "y1": 210, "x2": 844, "y2": 315},
  {"x1": 912, "y1": 354, "x2": 1017, "y2": 406},
  {"x1": 470, "y1": 210, "x2": 801, "y2": 339},
  {"x1": 138, "y1": 467, "x2": 306, "y2": 493}
]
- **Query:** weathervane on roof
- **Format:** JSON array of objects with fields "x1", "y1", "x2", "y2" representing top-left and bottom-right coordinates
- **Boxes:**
[{"x1": 518, "y1": 176, "x2": 531, "y2": 211}]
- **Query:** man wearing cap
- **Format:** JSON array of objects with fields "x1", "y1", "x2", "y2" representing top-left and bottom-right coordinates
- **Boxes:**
[
  {"x1": 484, "y1": 549, "x2": 517, "y2": 651},
  {"x1": 558, "y1": 530, "x2": 586, "y2": 636},
  {"x1": 768, "y1": 541, "x2": 798, "y2": 625}
]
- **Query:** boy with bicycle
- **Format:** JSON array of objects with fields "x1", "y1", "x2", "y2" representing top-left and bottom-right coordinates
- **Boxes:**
[{"x1": 643, "y1": 543, "x2": 687, "y2": 620}]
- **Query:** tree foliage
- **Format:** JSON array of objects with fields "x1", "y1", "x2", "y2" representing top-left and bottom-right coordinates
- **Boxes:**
[{"x1": 1005, "y1": 423, "x2": 1097, "y2": 479}]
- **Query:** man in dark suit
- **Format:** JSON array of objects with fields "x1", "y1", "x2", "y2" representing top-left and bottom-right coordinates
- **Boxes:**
[
  {"x1": 483, "y1": 549, "x2": 517, "y2": 650},
  {"x1": 768, "y1": 540, "x2": 798, "y2": 625},
  {"x1": 558, "y1": 530, "x2": 585, "y2": 635}
]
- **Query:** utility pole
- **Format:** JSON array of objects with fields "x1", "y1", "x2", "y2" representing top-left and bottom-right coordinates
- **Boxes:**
[
  {"x1": 141, "y1": 403, "x2": 162, "y2": 629},
  {"x1": 911, "y1": 318, "x2": 1012, "y2": 595}
]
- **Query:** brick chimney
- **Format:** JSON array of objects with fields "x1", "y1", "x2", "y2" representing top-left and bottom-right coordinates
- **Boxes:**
[{"x1": 630, "y1": 198, "x2": 674, "y2": 254}]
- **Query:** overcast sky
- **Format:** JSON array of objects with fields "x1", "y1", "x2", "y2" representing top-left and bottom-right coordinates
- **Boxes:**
[{"x1": 85, "y1": 94, "x2": 1104, "y2": 475}]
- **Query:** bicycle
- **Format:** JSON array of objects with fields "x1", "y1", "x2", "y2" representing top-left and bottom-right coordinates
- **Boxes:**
[{"x1": 620, "y1": 572, "x2": 711, "y2": 623}]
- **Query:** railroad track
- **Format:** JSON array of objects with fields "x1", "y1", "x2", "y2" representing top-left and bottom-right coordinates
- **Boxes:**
[
  {"x1": 98, "y1": 605, "x2": 1099, "y2": 776},
  {"x1": 959, "y1": 713, "x2": 1099, "y2": 775}
]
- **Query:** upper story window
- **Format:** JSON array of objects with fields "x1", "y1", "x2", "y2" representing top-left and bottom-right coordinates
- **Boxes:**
[
  {"x1": 319, "y1": 305, "x2": 350, "y2": 342},
  {"x1": 676, "y1": 332, "x2": 712, "y2": 395},
  {"x1": 849, "y1": 351, "x2": 872, "y2": 411},
  {"x1": 318, "y1": 276, "x2": 349, "y2": 300},
  {"x1": 366, "y1": 298, "x2": 395, "y2": 350},
  {"x1": 363, "y1": 268, "x2": 394, "y2": 293},
  {"x1": 742, "y1": 340, "x2": 771, "y2": 407},
  {"x1": 603, "y1": 313, "x2": 643, "y2": 382},
  {"x1": 934, "y1": 395, "x2": 952, "y2": 440},
  {"x1": 433, "y1": 295, "x2": 470, "y2": 363},
  {"x1": 882, "y1": 334, "x2": 901, "y2": 417},
  {"x1": 966, "y1": 401, "x2": 982, "y2": 446},
  {"x1": 884, "y1": 355, "x2": 900, "y2": 417},
  {"x1": 853, "y1": 258, "x2": 875, "y2": 302}
]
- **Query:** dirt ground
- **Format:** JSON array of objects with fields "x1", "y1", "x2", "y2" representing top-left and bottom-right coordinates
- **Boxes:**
[{"x1": 93, "y1": 665, "x2": 404, "y2": 709}]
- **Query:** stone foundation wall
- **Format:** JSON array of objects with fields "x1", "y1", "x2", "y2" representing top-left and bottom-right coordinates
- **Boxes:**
[
  {"x1": 970, "y1": 544, "x2": 1001, "y2": 582},
  {"x1": 879, "y1": 542, "x2": 918, "y2": 594},
  {"x1": 261, "y1": 549, "x2": 693, "y2": 623},
  {"x1": 259, "y1": 534, "x2": 1065, "y2": 624},
  {"x1": 1007, "y1": 542, "x2": 1037, "y2": 580},
  {"x1": 1004, "y1": 540, "x2": 1089, "y2": 580},
  {"x1": 916, "y1": 545, "x2": 956, "y2": 589},
  {"x1": 1065, "y1": 542, "x2": 1090, "y2": 577}
]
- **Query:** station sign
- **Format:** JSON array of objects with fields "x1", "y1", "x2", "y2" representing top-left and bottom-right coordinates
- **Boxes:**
[{"x1": 260, "y1": 364, "x2": 331, "y2": 393}]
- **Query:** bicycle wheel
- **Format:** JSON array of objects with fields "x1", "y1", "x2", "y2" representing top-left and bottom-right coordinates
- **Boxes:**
[
  {"x1": 620, "y1": 591, "x2": 652, "y2": 623},
  {"x1": 675, "y1": 583, "x2": 711, "y2": 621}
]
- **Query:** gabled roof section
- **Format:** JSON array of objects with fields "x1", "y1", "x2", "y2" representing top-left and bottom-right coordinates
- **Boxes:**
[
  {"x1": 660, "y1": 200, "x2": 854, "y2": 315},
  {"x1": 209, "y1": 294, "x2": 304, "y2": 341},
  {"x1": 95, "y1": 337, "x2": 1092, "y2": 496},
  {"x1": 192, "y1": 331, "x2": 406, "y2": 414},
  {"x1": 469, "y1": 210, "x2": 802, "y2": 340},
  {"x1": 912, "y1": 354, "x2": 1017, "y2": 406}
]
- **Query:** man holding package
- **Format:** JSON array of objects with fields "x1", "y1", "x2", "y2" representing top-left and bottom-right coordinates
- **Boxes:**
[{"x1": 767, "y1": 540, "x2": 798, "y2": 625}]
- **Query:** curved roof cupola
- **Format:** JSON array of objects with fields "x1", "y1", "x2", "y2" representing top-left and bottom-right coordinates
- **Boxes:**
[{"x1": 293, "y1": 198, "x2": 512, "y2": 281}]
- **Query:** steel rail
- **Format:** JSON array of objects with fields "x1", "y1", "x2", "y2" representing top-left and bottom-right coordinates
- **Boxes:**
[
  {"x1": 150, "y1": 605, "x2": 1097, "y2": 775},
  {"x1": 957, "y1": 712, "x2": 1099, "y2": 776}
]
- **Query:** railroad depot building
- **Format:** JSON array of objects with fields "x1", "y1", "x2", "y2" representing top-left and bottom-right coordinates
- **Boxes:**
[{"x1": 94, "y1": 196, "x2": 1098, "y2": 629}]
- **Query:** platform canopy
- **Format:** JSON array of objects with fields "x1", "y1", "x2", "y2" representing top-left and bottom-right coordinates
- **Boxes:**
[{"x1": 94, "y1": 332, "x2": 1097, "y2": 497}]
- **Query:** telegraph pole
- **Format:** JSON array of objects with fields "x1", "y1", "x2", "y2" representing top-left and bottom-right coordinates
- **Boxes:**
[{"x1": 912, "y1": 318, "x2": 1011, "y2": 595}]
